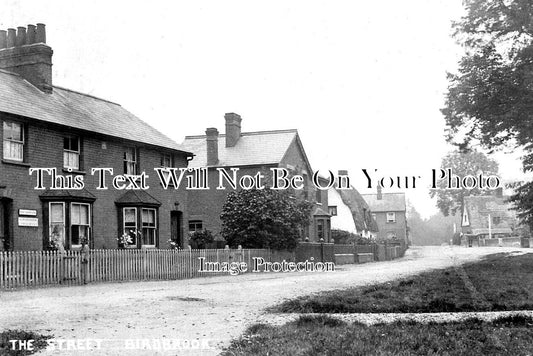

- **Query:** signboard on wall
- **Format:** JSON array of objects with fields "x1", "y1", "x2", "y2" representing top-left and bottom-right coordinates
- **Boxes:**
[
  {"x1": 19, "y1": 209, "x2": 37, "y2": 217},
  {"x1": 18, "y1": 217, "x2": 38, "y2": 227}
]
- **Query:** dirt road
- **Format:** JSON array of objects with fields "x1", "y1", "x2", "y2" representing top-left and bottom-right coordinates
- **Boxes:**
[{"x1": 0, "y1": 246, "x2": 520, "y2": 355}]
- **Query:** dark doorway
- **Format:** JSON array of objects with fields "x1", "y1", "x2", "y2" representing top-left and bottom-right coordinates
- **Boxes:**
[
  {"x1": 0, "y1": 199, "x2": 11, "y2": 250},
  {"x1": 170, "y1": 211, "x2": 183, "y2": 248}
]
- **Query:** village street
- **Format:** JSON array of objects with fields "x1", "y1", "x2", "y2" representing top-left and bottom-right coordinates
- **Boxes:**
[{"x1": 0, "y1": 246, "x2": 521, "y2": 356}]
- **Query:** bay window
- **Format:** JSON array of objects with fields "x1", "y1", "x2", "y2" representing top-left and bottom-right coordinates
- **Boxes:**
[
  {"x1": 122, "y1": 207, "x2": 158, "y2": 248},
  {"x1": 70, "y1": 203, "x2": 90, "y2": 246}
]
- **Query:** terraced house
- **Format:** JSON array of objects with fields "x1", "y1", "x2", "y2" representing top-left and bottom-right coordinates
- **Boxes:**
[{"x1": 0, "y1": 24, "x2": 192, "y2": 251}]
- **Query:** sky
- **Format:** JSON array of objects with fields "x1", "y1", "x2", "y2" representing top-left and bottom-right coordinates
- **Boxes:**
[{"x1": 2, "y1": 0, "x2": 526, "y2": 218}]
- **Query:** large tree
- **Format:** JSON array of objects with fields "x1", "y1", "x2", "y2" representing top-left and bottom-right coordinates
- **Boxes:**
[
  {"x1": 430, "y1": 150, "x2": 499, "y2": 216},
  {"x1": 442, "y1": 0, "x2": 533, "y2": 226},
  {"x1": 220, "y1": 189, "x2": 313, "y2": 250}
]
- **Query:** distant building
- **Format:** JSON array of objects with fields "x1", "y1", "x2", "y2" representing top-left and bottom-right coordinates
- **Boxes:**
[
  {"x1": 327, "y1": 172, "x2": 378, "y2": 239},
  {"x1": 461, "y1": 190, "x2": 519, "y2": 238},
  {"x1": 361, "y1": 187, "x2": 408, "y2": 244},
  {"x1": 181, "y1": 113, "x2": 331, "y2": 243}
]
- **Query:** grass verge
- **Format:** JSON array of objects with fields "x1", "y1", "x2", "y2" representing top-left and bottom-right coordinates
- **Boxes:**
[
  {"x1": 270, "y1": 252, "x2": 533, "y2": 313},
  {"x1": 0, "y1": 330, "x2": 52, "y2": 355},
  {"x1": 222, "y1": 315, "x2": 533, "y2": 356}
]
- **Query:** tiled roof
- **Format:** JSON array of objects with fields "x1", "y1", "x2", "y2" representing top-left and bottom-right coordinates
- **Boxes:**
[
  {"x1": 0, "y1": 70, "x2": 191, "y2": 153},
  {"x1": 361, "y1": 192, "x2": 406, "y2": 212},
  {"x1": 182, "y1": 130, "x2": 299, "y2": 167},
  {"x1": 115, "y1": 190, "x2": 161, "y2": 206}
]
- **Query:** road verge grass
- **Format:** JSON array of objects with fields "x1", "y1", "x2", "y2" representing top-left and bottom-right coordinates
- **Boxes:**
[
  {"x1": 222, "y1": 315, "x2": 533, "y2": 356},
  {"x1": 269, "y1": 252, "x2": 533, "y2": 313}
]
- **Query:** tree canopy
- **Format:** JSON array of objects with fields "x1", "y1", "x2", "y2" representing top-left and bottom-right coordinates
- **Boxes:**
[
  {"x1": 430, "y1": 150, "x2": 499, "y2": 216},
  {"x1": 220, "y1": 189, "x2": 313, "y2": 250},
  {"x1": 443, "y1": 0, "x2": 533, "y2": 226}
]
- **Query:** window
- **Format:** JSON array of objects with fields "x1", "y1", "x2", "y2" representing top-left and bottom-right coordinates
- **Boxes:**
[
  {"x1": 315, "y1": 189, "x2": 322, "y2": 204},
  {"x1": 492, "y1": 216, "x2": 501, "y2": 225},
  {"x1": 3, "y1": 121, "x2": 24, "y2": 161},
  {"x1": 386, "y1": 212, "x2": 396, "y2": 223},
  {"x1": 372, "y1": 213, "x2": 377, "y2": 221},
  {"x1": 386, "y1": 231, "x2": 397, "y2": 239},
  {"x1": 302, "y1": 174, "x2": 309, "y2": 200},
  {"x1": 142, "y1": 208, "x2": 156, "y2": 246},
  {"x1": 123, "y1": 208, "x2": 138, "y2": 247},
  {"x1": 317, "y1": 219, "x2": 324, "y2": 241},
  {"x1": 64, "y1": 137, "x2": 80, "y2": 170},
  {"x1": 161, "y1": 154, "x2": 172, "y2": 168},
  {"x1": 49, "y1": 202, "x2": 65, "y2": 248},
  {"x1": 124, "y1": 148, "x2": 137, "y2": 175},
  {"x1": 70, "y1": 203, "x2": 90, "y2": 246},
  {"x1": 328, "y1": 206, "x2": 337, "y2": 216},
  {"x1": 122, "y1": 207, "x2": 158, "y2": 247},
  {"x1": 189, "y1": 220, "x2": 203, "y2": 233}
]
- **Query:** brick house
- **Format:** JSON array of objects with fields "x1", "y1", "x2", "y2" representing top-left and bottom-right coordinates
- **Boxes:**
[
  {"x1": 327, "y1": 172, "x2": 378, "y2": 239},
  {"x1": 0, "y1": 24, "x2": 193, "y2": 251},
  {"x1": 361, "y1": 187, "x2": 408, "y2": 244},
  {"x1": 181, "y1": 113, "x2": 331, "y2": 243}
]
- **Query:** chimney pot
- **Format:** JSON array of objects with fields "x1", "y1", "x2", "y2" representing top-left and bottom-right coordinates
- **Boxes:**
[
  {"x1": 205, "y1": 127, "x2": 219, "y2": 166},
  {"x1": 26, "y1": 24, "x2": 36, "y2": 44},
  {"x1": 224, "y1": 112, "x2": 242, "y2": 147},
  {"x1": 36, "y1": 23, "x2": 46, "y2": 43},
  {"x1": 16, "y1": 27, "x2": 26, "y2": 47},
  {"x1": 7, "y1": 28, "x2": 16, "y2": 47},
  {"x1": 0, "y1": 30, "x2": 6, "y2": 49},
  {"x1": 377, "y1": 185, "x2": 383, "y2": 200},
  {"x1": 0, "y1": 23, "x2": 53, "y2": 93}
]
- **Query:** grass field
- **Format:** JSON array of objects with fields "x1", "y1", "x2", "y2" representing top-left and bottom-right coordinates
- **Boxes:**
[
  {"x1": 270, "y1": 252, "x2": 533, "y2": 313},
  {"x1": 222, "y1": 315, "x2": 533, "y2": 356}
]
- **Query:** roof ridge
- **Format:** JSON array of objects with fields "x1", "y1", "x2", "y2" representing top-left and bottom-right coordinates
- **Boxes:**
[
  {"x1": 184, "y1": 129, "x2": 297, "y2": 139},
  {"x1": 53, "y1": 85, "x2": 121, "y2": 106}
]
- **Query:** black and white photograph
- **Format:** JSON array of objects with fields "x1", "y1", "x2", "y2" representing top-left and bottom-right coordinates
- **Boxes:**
[{"x1": 1, "y1": 1, "x2": 533, "y2": 355}]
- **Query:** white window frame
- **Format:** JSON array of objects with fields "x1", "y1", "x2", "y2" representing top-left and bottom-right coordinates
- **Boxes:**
[
  {"x1": 3, "y1": 121, "x2": 24, "y2": 162},
  {"x1": 141, "y1": 208, "x2": 157, "y2": 247},
  {"x1": 63, "y1": 136, "x2": 81, "y2": 170},
  {"x1": 70, "y1": 202, "x2": 90, "y2": 248},
  {"x1": 49, "y1": 202, "x2": 65, "y2": 247},
  {"x1": 386, "y1": 212, "x2": 396, "y2": 223},
  {"x1": 123, "y1": 207, "x2": 138, "y2": 248}
]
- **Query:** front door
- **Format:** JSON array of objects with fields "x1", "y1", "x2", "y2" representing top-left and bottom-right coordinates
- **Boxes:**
[
  {"x1": 0, "y1": 200, "x2": 10, "y2": 250},
  {"x1": 170, "y1": 211, "x2": 182, "y2": 248}
]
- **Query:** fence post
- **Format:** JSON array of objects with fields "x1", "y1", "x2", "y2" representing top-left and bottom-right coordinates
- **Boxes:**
[{"x1": 81, "y1": 244, "x2": 89, "y2": 284}]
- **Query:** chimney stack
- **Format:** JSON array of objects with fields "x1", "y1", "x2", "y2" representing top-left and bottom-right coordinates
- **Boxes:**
[
  {"x1": 494, "y1": 187, "x2": 503, "y2": 198},
  {"x1": 0, "y1": 23, "x2": 53, "y2": 93},
  {"x1": 206, "y1": 128, "x2": 219, "y2": 166},
  {"x1": 377, "y1": 185, "x2": 383, "y2": 200},
  {"x1": 224, "y1": 113, "x2": 242, "y2": 147},
  {"x1": 0, "y1": 30, "x2": 6, "y2": 49},
  {"x1": 338, "y1": 170, "x2": 348, "y2": 176}
]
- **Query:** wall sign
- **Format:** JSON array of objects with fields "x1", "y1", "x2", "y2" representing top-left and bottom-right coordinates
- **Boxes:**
[
  {"x1": 18, "y1": 217, "x2": 38, "y2": 227},
  {"x1": 19, "y1": 209, "x2": 37, "y2": 217}
]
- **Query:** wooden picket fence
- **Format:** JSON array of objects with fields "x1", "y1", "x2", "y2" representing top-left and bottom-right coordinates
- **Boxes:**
[{"x1": 0, "y1": 248, "x2": 289, "y2": 290}]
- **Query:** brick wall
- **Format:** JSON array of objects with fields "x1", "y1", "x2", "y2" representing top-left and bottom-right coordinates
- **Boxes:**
[{"x1": 0, "y1": 112, "x2": 189, "y2": 251}]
